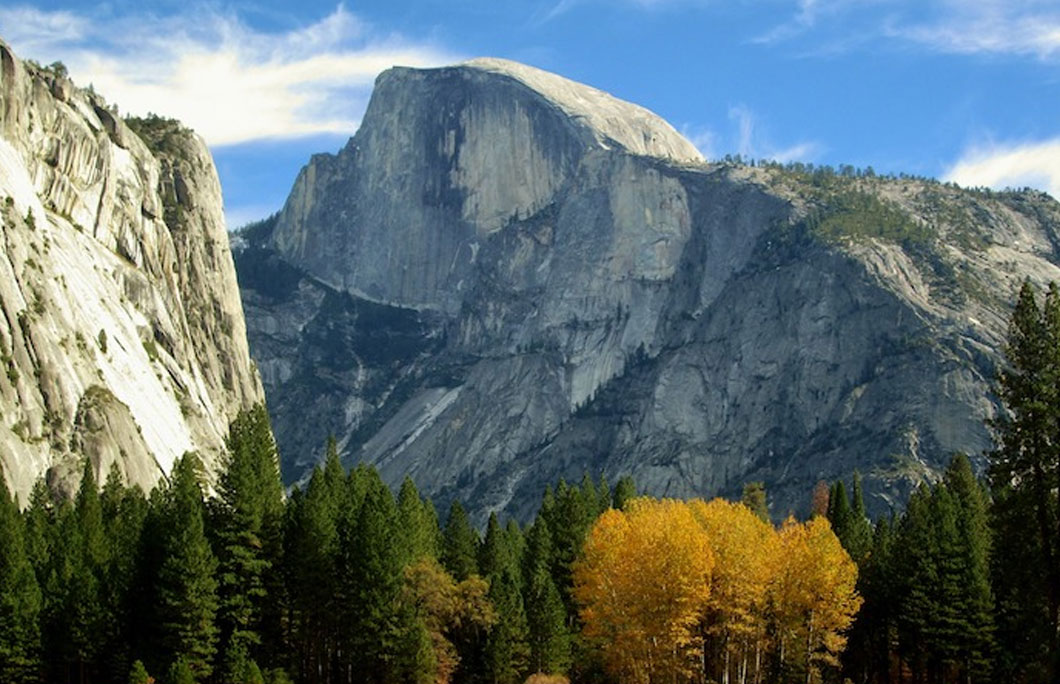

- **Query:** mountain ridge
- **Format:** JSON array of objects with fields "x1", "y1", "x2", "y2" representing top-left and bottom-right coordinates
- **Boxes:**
[{"x1": 240, "y1": 58, "x2": 1060, "y2": 522}]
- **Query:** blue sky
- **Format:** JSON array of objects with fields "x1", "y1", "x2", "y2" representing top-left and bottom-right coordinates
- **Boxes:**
[{"x1": 2, "y1": 0, "x2": 1059, "y2": 229}]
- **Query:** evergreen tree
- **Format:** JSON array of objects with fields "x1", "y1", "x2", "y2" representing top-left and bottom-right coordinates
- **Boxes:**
[
  {"x1": 523, "y1": 521, "x2": 570, "y2": 676},
  {"x1": 0, "y1": 468, "x2": 41, "y2": 684},
  {"x1": 846, "y1": 471, "x2": 873, "y2": 562},
  {"x1": 155, "y1": 453, "x2": 219, "y2": 682},
  {"x1": 741, "y1": 481, "x2": 769, "y2": 522},
  {"x1": 441, "y1": 501, "x2": 479, "y2": 582},
  {"x1": 216, "y1": 405, "x2": 285, "y2": 670},
  {"x1": 895, "y1": 486, "x2": 936, "y2": 680},
  {"x1": 611, "y1": 476, "x2": 636, "y2": 511},
  {"x1": 343, "y1": 471, "x2": 406, "y2": 682},
  {"x1": 397, "y1": 476, "x2": 438, "y2": 565},
  {"x1": 596, "y1": 475, "x2": 612, "y2": 518},
  {"x1": 854, "y1": 516, "x2": 898, "y2": 684},
  {"x1": 20, "y1": 480, "x2": 51, "y2": 586},
  {"x1": 284, "y1": 464, "x2": 340, "y2": 684},
  {"x1": 579, "y1": 473, "x2": 599, "y2": 520},
  {"x1": 67, "y1": 460, "x2": 108, "y2": 682},
  {"x1": 128, "y1": 659, "x2": 151, "y2": 684},
  {"x1": 990, "y1": 281, "x2": 1060, "y2": 681},
  {"x1": 504, "y1": 519, "x2": 526, "y2": 589},
  {"x1": 485, "y1": 568, "x2": 530, "y2": 684},
  {"x1": 944, "y1": 454, "x2": 995, "y2": 682},
  {"x1": 99, "y1": 465, "x2": 149, "y2": 683},
  {"x1": 479, "y1": 512, "x2": 514, "y2": 581},
  {"x1": 544, "y1": 480, "x2": 592, "y2": 612}
]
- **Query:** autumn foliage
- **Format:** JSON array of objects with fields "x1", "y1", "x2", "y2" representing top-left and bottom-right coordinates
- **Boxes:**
[
  {"x1": 574, "y1": 499, "x2": 714, "y2": 683},
  {"x1": 574, "y1": 497, "x2": 861, "y2": 684}
]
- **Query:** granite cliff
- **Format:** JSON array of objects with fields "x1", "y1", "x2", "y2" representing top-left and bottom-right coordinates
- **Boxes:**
[
  {"x1": 237, "y1": 58, "x2": 1060, "y2": 521},
  {"x1": 0, "y1": 41, "x2": 263, "y2": 503}
]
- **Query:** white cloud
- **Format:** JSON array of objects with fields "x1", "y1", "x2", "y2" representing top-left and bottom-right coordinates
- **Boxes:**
[
  {"x1": 944, "y1": 138, "x2": 1060, "y2": 200},
  {"x1": 751, "y1": 0, "x2": 1060, "y2": 58},
  {"x1": 0, "y1": 7, "x2": 87, "y2": 55},
  {"x1": 679, "y1": 124, "x2": 717, "y2": 159},
  {"x1": 0, "y1": 5, "x2": 459, "y2": 146},
  {"x1": 727, "y1": 104, "x2": 822, "y2": 163},
  {"x1": 890, "y1": 12, "x2": 1060, "y2": 58},
  {"x1": 679, "y1": 106, "x2": 820, "y2": 163}
]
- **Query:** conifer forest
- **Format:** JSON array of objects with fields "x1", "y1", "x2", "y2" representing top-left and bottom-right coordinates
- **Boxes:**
[{"x1": 2, "y1": 282, "x2": 1060, "y2": 684}]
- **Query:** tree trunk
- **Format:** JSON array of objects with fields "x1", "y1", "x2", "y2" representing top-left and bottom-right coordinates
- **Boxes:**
[{"x1": 805, "y1": 614, "x2": 815, "y2": 684}]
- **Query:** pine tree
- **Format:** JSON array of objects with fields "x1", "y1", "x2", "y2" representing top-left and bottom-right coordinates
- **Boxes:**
[
  {"x1": 523, "y1": 518, "x2": 572, "y2": 677},
  {"x1": 895, "y1": 487, "x2": 936, "y2": 680},
  {"x1": 479, "y1": 512, "x2": 514, "y2": 581},
  {"x1": 504, "y1": 519, "x2": 526, "y2": 588},
  {"x1": 216, "y1": 405, "x2": 285, "y2": 670},
  {"x1": 596, "y1": 475, "x2": 611, "y2": 518},
  {"x1": 545, "y1": 480, "x2": 592, "y2": 613},
  {"x1": 66, "y1": 460, "x2": 108, "y2": 682},
  {"x1": 827, "y1": 480, "x2": 852, "y2": 538},
  {"x1": 579, "y1": 473, "x2": 599, "y2": 520},
  {"x1": 128, "y1": 659, "x2": 151, "y2": 684},
  {"x1": 441, "y1": 501, "x2": 479, "y2": 582},
  {"x1": 611, "y1": 476, "x2": 636, "y2": 511},
  {"x1": 155, "y1": 453, "x2": 220, "y2": 682},
  {"x1": 284, "y1": 465, "x2": 340, "y2": 684},
  {"x1": 741, "y1": 481, "x2": 769, "y2": 522},
  {"x1": 0, "y1": 467, "x2": 42, "y2": 684},
  {"x1": 849, "y1": 516, "x2": 898, "y2": 684},
  {"x1": 990, "y1": 280, "x2": 1060, "y2": 682},
  {"x1": 343, "y1": 471, "x2": 406, "y2": 682},
  {"x1": 397, "y1": 477, "x2": 438, "y2": 565},
  {"x1": 944, "y1": 454, "x2": 994, "y2": 682},
  {"x1": 99, "y1": 464, "x2": 148, "y2": 682},
  {"x1": 485, "y1": 568, "x2": 530, "y2": 684},
  {"x1": 846, "y1": 471, "x2": 873, "y2": 562},
  {"x1": 20, "y1": 480, "x2": 51, "y2": 586}
]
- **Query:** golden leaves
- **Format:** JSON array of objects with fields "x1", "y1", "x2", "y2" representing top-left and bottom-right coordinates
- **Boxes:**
[
  {"x1": 574, "y1": 498, "x2": 714, "y2": 684},
  {"x1": 573, "y1": 498, "x2": 862, "y2": 684}
]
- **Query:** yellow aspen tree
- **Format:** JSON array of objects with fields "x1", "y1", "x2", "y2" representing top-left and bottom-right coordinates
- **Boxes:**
[
  {"x1": 574, "y1": 498, "x2": 715, "y2": 684},
  {"x1": 772, "y1": 516, "x2": 861, "y2": 684},
  {"x1": 690, "y1": 499, "x2": 777, "y2": 684}
]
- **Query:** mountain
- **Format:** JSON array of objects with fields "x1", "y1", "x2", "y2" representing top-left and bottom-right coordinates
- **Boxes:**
[
  {"x1": 0, "y1": 41, "x2": 263, "y2": 503},
  {"x1": 236, "y1": 58, "x2": 1060, "y2": 522}
]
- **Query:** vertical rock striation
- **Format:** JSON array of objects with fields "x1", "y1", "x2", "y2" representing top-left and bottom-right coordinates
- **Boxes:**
[{"x1": 0, "y1": 41, "x2": 263, "y2": 503}]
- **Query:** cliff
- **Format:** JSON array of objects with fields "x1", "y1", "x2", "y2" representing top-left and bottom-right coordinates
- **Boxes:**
[
  {"x1": 0, "y1": 41, "x2": 263, "y2": 502},
  {"x1": 238, "y1": 58, "x2": 1060, "y2": 521}
]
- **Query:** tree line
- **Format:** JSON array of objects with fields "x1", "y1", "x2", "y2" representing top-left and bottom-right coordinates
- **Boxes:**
[
  {"x1": 825, "y1": 280, "x2": 1060, "y2": 684},
  {"x1": 1, "y1": 281, "x2": 1059, "y2": 684}
]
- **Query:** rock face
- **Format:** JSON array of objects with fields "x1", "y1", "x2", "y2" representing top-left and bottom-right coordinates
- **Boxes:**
[
  {"x1": 239, "y1": 58, "x2": 1060, "y2": 521},
  {"x1": 0, "y1": 41, "x2": 263, "y2": 503}
]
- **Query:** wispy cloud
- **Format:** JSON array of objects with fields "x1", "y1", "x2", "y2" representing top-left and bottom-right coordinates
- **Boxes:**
[
  {"x1": 728, "y1": 104, "x2": 822, "y2": 162},
  {"x1": 680, "y1": 105, "x2": 821, "y2": 163},
  {"x1": 887, "y1": 3, "x2": 1060, "y2": 59},
  {"x1": 0, "y1": 5, "x2": 459, "y2": 146},
  {"x1": 545, "y1": 0, "x2": 1060, "y2": 59},
  {"x1": 944, "y1": 138, "x2": 1060, "y2": 199},
  {"x1": 679, "y1": 124, "x2": 717, "y2": 159}
]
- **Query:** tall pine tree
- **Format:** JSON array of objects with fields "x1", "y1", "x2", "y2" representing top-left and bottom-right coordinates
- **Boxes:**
[
  {"x1": 990, "y1": 281, "x2": 1060, "y2": 682},
  {"x1": 154, "y1": 453, "x2": 220, "y2": 682},
  {"x1": 216, "y1": 404, "x2": 285, "y2": 676},
  {"x1": 0, "y1": 467, "x2": 41, "y2": 684}
]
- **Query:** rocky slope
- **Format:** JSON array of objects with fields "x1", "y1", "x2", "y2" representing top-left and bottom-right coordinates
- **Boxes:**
[
  {"x1": 237, "y1": 58, "x2": 1060, "y2": 521},
  {"x1": 0, "y1": 41, "x2": 263, "y2": 503}
]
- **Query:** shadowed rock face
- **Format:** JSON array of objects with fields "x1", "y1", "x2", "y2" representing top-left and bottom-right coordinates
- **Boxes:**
[
  {"x1": 241, "y1": 58, "x2": 1060, "y2": 522},
  {"x1": 0, "y1": 41, "x2": 263, "y2": 503}
]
